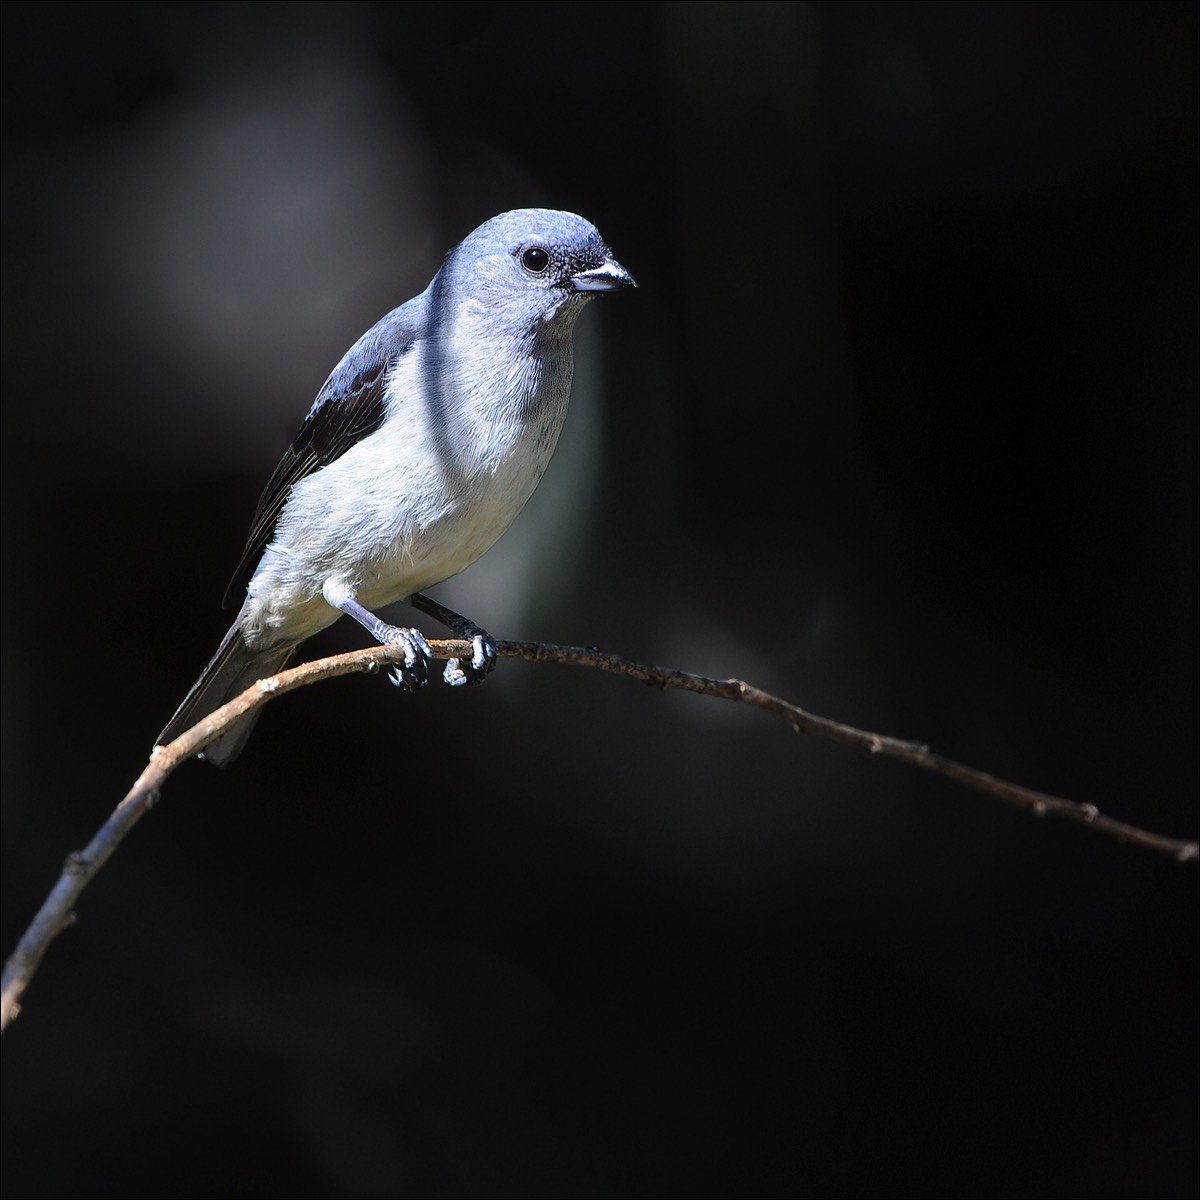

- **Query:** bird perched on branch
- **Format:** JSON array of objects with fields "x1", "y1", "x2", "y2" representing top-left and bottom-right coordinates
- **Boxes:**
[{"x1": 158, "y1": 208, "x2": 635, "y2": 765}]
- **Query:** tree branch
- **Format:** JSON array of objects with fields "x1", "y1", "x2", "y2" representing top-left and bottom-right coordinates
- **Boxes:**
[{"x1": 3, "y1": 636, "x2": 1195, "y2": 1032}]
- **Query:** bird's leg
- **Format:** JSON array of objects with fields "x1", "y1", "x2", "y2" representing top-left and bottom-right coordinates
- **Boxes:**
[
  {"x1": 408, "y1": 592, "x2": 497, "y2": 687},
  {"x1": 330, "y1": 591, "x2": 432, "y2": 690}
]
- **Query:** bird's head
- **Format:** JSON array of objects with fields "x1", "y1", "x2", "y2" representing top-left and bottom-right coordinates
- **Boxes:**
[{"x1": 443, "y1": 208, "x2": 636, "y2": 335}]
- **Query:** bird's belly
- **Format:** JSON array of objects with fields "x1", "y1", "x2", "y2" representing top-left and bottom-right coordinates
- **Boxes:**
[
  {"x1": 245, "y1": 371, "x2": 567, "y2": 645},
  {"x1": 248, "y1": 424, "x2": 556, "y2": 648},
  {"x1": 355, "y1": 438, "x2": 550, "y2": 610}
]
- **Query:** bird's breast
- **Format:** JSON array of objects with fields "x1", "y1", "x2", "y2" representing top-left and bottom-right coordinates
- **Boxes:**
[{"x1": 245, "y1": 334, "x2": 574, "y2": 637}]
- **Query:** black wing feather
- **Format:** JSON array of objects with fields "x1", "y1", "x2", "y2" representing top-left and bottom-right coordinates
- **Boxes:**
[{"x1": 221, "y1": 304, "x2": 422, "y2": 609}]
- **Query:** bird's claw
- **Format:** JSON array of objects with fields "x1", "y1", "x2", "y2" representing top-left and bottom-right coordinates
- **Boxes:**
[
  {"x1": 443, "y1": 632, "x2": 497, "y2": 688},
  {"x1": 382, "y1": 626, "x2": 432, "y2": 691},
  {"x1": 387, "y1": 660, "x2": 428, "y2": 690}
]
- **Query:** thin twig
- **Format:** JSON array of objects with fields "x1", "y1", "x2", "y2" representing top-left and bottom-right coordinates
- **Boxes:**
[
  {"x1": 2, "y1": 636, "x2": 1194, "y2": 1032},
  {"x1": 502, "y1": 640, "x2": 1198, "y2": 860}
]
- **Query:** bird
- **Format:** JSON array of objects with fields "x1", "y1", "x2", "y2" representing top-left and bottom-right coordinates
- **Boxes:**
[{"x1": 157, "y1": 208, "x2": 635, "y2": 766}]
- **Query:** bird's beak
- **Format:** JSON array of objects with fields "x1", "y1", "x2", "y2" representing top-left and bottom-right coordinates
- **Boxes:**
[{"x1": 572, "y1": 257, "x2": 637, "y2": 292}]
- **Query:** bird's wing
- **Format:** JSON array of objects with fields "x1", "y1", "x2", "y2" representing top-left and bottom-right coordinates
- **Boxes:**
[{"x1": 222, "y1": 302, "x2": 424, "y2": 609}]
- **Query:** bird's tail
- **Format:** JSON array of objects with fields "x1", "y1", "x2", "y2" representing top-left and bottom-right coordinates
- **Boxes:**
[{"x1": 157, "y1": 607, "x2": 296, "y2": 767}]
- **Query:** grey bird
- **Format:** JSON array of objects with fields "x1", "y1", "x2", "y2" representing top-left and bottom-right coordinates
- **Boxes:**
[{"x1": 158, "y1": 208, "x2": 635, "y2": 765}]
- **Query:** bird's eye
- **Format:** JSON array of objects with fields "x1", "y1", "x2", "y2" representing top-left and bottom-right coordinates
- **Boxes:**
[{"x1": 521, "y1": 247, "x2": 550, "y2": 274}]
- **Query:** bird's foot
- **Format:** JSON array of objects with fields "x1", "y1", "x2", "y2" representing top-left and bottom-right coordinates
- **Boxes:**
[
  {"x1": 443, "y1": 629, "x2": 497, "y2": 688},
  {"x1": 381, "y1": 625, "x2": 433, "y2": 690}
]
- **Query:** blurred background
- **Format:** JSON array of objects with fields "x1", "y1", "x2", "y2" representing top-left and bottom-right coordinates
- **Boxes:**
[{"x1": 2, "y1": 3, "x2": 1196, "y2": 1196}]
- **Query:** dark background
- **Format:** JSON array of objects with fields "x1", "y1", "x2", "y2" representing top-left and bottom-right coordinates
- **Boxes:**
[{"x1": 3, "y1": 3, "x2": 1196, "y2": 1197}]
